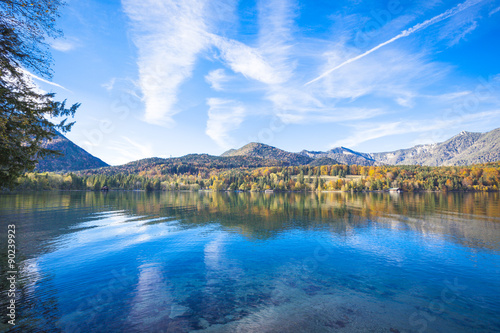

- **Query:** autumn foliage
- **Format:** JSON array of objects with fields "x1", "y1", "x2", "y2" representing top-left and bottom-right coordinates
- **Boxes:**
[{"x1": 13, "y1": 162, "x2": 500, "y2": 192}]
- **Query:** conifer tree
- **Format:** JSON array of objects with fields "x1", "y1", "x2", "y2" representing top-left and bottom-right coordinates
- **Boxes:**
[{"x1": 0, "y1": 0, "x2": 79, "y2": 187}]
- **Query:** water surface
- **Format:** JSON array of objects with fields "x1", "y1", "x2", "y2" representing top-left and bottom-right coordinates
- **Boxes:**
[{"x1": 0, "y1": 191, "x2": 499, "y2": 332}]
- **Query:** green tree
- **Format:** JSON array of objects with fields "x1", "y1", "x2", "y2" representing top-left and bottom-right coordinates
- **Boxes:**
[
  {"x1": 93, "y1": 180, "x2": 101, "y2": 192},
  {"x1": 145, "y1": 180, "x2": 154, "y2": 192},
  {"x1": 0, "y1": 0, "x2": 80, "y2": 187}
]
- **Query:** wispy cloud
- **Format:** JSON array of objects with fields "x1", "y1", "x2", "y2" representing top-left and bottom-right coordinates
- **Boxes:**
[
  {"x1": 211, "y1": 34, "x2": 288, "y2": 85},
  {"x1": 22, "y1": 69, "x2": 71, "y2": 92},
  {"x1": 331, "y1": 109, "x2": 500, "y2": 148},
  {"x1": 267, "y1": 85, "x2": 324, "y2": 115},
  {"x1": 109, "y1": 136, "x2": 154, "y2": 164},
  {"x1": 277, "y1": 107, "x2": 386, "y2": 124},
  {"x1": 50, "y1": 37, "x2": 80, "y2": 52},
  {"x1": 258, "y1": 0, "x2": 312, "y2": 117},
  {"x1": 205, "y1": 98, "x2": 245, "y2": 149},
  {"x1": 118, "y1": 0, "x2": 496, "y2": 156},
  {"x1": 331, "y1": 121, "x2": 433, "y2": 148},
  {"x1": 449, "y1": 21, "x2": 478, "y2": 45},
  {"x1": 306, "y1": 0, "x2": 485, "y2": 85},
  {"x1": 102, "y1": 78, "x2": 116, "y2": 92},
  {"x1": 257, "y1": 0, "x2": 296, "y2": 81},
  {"x1": 205, "y1": 69, "x2": 230, "y2": 91},
  {"x1": 101, "y1": 77, "x2": 142, "y2": 102},
  {"x1": 320, "y1": 47, "x2": 447, "y2": 104},
  {"x1": 489, "y1": 6, "x2": 500, "y2": 16},
  {"x1": 122, "y1": 0, "x2": 210, "y2": 126}
]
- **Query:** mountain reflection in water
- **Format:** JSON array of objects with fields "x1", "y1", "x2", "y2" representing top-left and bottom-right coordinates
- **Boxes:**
[{"x1": 0, "y1": 191, "x2": 498, "y2": 332}]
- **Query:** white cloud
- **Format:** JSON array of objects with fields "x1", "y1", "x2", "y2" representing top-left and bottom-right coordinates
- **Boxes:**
[
  {"x1": 102, "y1": 78, "x2": 116, "y2": 92},
  {"x1": 205, "y1": 69, "x2": 229, "y2": 91},
  {"x1": 319, "y1": 46, "x2": 446, "y2": 107},
  {"x1": 109, "y1": 136, "x2": 154, "y2": 164},
  {"x1": 122, "y1": 0, "x2": 211, "y2": 126},
  {"x1": 331, "y1": 121, "x2": 421, "y2": 148},
  {"x1": 205, "y1": 0, "x2": 296, "y2": 87},
  {"x1": 267, "y1": 85, "x2": 323, "y2": 114},
  {"x1": 119, "y1": 0, "x2": 496, "y2": 155},
  {"x1": 101, "y1": 77, "x2": 142, "y2": 101},
  {"x1": 426, "y1": 90, "x2": 473, "y2": 101},
  {"x1": 257, "y1": 0, "x2": 296, "y2": 81},
  {"x1": 210, "y1": 34, "x2": 287, "y2": 85},
  {"x1": 277, "y1": 107, "x2": 386, "y2": 124},
  {"x1": 306, "y1": 0, "x2": 486, "y2": 85},
  {"x1": 449, "y1": 20, "x2": 478, "y2": 46},
  {"x1": 233, "y1": 0, "x2": 473, "y2": 126},
  {"x1": 50, "y1": 37, "x2": 80, "y2": 52},
  {"x1": 331, "y1": 109, "x2": 500, "y2": 148},
  {"x1": 21, "y1": 69, "x2": 71, "y2": 92},
  {"x1": 205, "y1": 98, "x2": 245, "y2": 149},
  {"x1": 437, "y1": 0, "x2": 489, "y2": 46},
  {"x1": 490, "y1": 6, "x2": 500, "y2": 16},
  {"x1": 396, "y1": 95, "x2": 416, "y2": 108}
]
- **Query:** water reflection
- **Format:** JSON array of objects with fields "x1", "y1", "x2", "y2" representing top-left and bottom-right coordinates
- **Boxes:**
[
  {"x1": 2, "y1": 191, "x2": 498, "y2": 250},
  {"x1": 0, "y1": 191, "x2": 499, "y2": 332}
]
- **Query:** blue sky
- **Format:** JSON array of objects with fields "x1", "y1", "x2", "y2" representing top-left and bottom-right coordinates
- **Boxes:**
[{"x1": 33, "y1": 0, "x2": 500, "y2": 165}]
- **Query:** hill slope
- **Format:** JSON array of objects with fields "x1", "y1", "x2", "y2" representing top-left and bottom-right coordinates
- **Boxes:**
[
  {"x1": 300, "y1": 147, "x2": 376, "y2": 166},
  {"x1": 48, "y1": 127, "x2": 499, "y2": 176},
  {"x1": 444, "y1": 128, "x2": 500, "y2": 165},
  {"x1": 37, "y1": 132, "x2": 109, "y2": 172},
  {"x1": 371, "y1": 130, "x2": 491, "y2": 166},
  {"x1": 80, "y1": 153, "x2": 300, "y2": 176},
  {"x1": 222, "y1": 142, "x2": 313, "y2": 165},
  {"x1": 307, "y1": 157, "x2": 340, "y2": 167},
  {"x1": 221, "y1": 128, "x2": 499, "y2": 167}
]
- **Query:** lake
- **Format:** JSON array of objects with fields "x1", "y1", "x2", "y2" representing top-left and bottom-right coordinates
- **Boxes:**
[{"x1": 0, "y1": 191, "x2": 499, "y2": 332}]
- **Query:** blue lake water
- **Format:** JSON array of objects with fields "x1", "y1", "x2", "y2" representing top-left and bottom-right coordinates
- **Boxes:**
[{"x1": 0, "y1": 191, "x2": 499, "y2": 332}]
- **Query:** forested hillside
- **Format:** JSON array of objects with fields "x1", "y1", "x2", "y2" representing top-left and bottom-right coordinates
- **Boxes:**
[
  {"x1": 15, "y1": 162, "x2": 500, "y2": 193},
  {"x1": 222, "y1": 142, "x2": 313, "y2": 165},
  {"x1": 37, "y1": 132, "x2": 108, "y2": 171}
]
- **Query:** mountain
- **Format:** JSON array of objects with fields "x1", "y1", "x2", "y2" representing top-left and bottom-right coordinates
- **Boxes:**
[
  {"x1": 444, "y1": 128, "x2": 500, "y2": 165},
  {"x1": 371, "y1": 130, "x2": 498, "y2": 166},
  {"x1": 307, "y1": 157, "x2": 340, "y2": 167},
  {"x1": 43, "y1": 127, "x2": 499, "y2": 176},
  {"x1": 221, "y1": 142, "x2": 313, "y2": 165},
  {"x1": 222, "y1": 127, "x2": 500, "y2": 167},
  {"x1": 300, "y1": 147, "x2": 376, "y2": 166},
  {"x1": 36, "y1": 132, "x2": 109, "y2": 172},
  {"x1": 80, "y1": 153, "x2": 302, "y2": 176}
]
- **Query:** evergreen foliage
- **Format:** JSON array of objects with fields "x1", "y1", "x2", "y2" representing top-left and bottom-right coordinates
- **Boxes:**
[{"x1": 0, "y1": 0, "x2": 80, "y2": 187}]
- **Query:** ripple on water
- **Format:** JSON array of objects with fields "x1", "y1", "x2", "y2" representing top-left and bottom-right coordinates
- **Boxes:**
[{"x1": 1, "y1": 191, "x2": 499, "y2": 332}]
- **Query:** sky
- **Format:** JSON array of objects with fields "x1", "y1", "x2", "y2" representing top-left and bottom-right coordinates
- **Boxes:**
[{"x1": 32, "y1": 0, "x2": 500, "y2": 165}]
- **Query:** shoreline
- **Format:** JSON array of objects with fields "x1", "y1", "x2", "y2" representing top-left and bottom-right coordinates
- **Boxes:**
[{"x1": 2, "y1": 189, "x2": 498, "y2": 194}]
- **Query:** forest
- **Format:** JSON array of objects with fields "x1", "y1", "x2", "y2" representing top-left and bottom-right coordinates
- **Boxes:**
[{"x1": 11, "y1": 162, "x2": 500, "y2": 192}]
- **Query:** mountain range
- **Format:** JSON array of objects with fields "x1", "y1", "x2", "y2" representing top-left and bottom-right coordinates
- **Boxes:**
[
  {"x1": 371, "y1": 128, "x2": 500, "y2": 166},
  {"x1": 224, "y1": 128, "x2": 500, "y2": 167},
  {"x1": 36, "y1": 127, "x2": 500, "y2": 172}
]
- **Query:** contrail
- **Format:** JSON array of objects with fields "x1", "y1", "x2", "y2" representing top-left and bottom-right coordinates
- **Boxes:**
[
  {"x1": 305, "y1": 0, "x2": 484, "y2": 86},
  {"x1": 22, "y1": 69, "x2": 72, "y2": 92}
]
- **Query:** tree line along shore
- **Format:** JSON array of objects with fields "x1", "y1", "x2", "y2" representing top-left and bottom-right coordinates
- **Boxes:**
[{"x1": 7, "y1": 162, "x2": 500, "y2": 193}]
